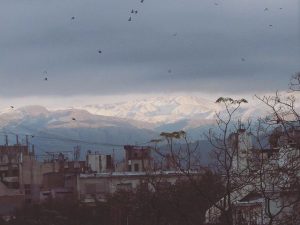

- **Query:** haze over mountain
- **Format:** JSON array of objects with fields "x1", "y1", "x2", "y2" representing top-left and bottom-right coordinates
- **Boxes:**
[
  {"x1": 0, "y1": 95, "x2": 269, "y2": 159},
  {"x1": 0, "y1": 105, "x2": 155, "y2": 157}
]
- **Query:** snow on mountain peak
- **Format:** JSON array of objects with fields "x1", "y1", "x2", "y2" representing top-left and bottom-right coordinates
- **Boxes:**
[
  {"x1": 81, "y1": 96, "x2": 221, "y2": 124},
  {"x1": 0, "y1": 96, "x2": 268, "y2": 136},
  {"x1": 18, "y1": 105, "x2": 49, "y2": 117}
]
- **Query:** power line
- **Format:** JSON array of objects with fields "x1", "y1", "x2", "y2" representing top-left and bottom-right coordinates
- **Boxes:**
[{"x1": 0, "y1": 125, "x2": 146, "y2": 149}]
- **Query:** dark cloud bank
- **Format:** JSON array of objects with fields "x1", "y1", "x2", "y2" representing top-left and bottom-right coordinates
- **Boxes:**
[{"x1": 0, "y1": 0, "x2": 299, "y2": 97}]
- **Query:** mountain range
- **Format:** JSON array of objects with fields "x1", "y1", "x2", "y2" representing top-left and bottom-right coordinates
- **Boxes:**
[{"x1": 0, "y1": 96, "x2": 267, "y2": 160}]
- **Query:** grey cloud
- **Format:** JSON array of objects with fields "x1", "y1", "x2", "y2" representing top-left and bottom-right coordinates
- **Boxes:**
[{"x1": 0, "y1": 0, "x2": 299, "y2": 97}]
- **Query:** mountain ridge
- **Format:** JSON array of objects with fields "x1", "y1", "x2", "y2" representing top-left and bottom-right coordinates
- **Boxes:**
[
  {"x1": 0, "y1": 95, "x2": 268, "y2": 158},
  {"x1": 0, "y1": 95, "x2": 267, "y2": 131}
]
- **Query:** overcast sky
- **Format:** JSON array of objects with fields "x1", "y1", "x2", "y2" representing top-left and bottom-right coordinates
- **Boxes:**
[{"x1": 0, "y1": 0, "x2": 299, "y2": 108}]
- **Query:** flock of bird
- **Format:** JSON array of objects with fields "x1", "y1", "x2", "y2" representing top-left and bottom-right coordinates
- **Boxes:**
[
  {"x1": 40, "y1": 1, "x2": 283, "y2": 80},
  {"x1": 42, "y1": 0, "x2": 147, "y2": 83},
  {"x1": 128, "y1": 0, "x2": 145, "y2": 22},
  {"x1": 8, "y1": 1, "x2": 284, "y2": 122}
]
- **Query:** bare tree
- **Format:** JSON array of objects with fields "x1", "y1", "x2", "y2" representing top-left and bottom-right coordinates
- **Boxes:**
[
  {"x1": 204, "y1": 97, "x2": 257, "y2": 225},
  {"x1": 150, "y1": 97, "x2": 252, "y2": 225},
  {"x1": 252, "y1": 73, "x2": 300, "y2": 225},
  {"x1": 250, "y1": 119, "x2": 300, "y2": 225}
]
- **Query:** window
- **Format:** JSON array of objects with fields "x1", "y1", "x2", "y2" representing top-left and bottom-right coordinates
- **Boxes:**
[
  {"x1": 106, "y1": 155, "x2": 112, "y2": 169},
  {"x1": 134, "y1": 163, "x2": 139, "y2": 172}
]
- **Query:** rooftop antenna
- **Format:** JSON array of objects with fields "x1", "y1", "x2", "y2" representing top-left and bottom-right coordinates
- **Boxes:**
[
  {"x1": 32, "y1": 144, "x2": 35, "y2": 156},
  {"x1": 26, "y1": 135, "x2": 29, "y2": 147},
  {"x1": 74, "y1": 145, "x2": 81, "y2": 161},
  {"x1": 5, "y1": 135, "x2": 8, "y2": 146},
  {"x1": 112, "y1": 148, "x2": 115, "y2": 170}
]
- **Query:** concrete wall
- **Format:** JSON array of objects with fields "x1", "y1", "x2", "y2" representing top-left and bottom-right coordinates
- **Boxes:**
[
  {"x1": 87, "y1": 153, "x2": 113, "y2": 173},
  {"x1": 127, "y1": 159, "x2": 152, "y2": 172},
  {"x1": 77, "y1": 172, "x2": 184, "y2": 203}
]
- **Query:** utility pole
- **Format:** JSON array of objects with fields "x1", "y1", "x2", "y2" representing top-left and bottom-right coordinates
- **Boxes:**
[
  {"x1": 26, "y1": 135, "x2": 29, "y2": 147},
  {"x1": 32, "y1": 144, "x2": 35, "y2": 154},
  {"x1": 4, "y1": 135, "x2": 8, "y2": 146},
  {"x1": 113, "y1": 148, "x2": 115, "y2": 171},
  {"x1": 32, "y1": 144, "x2": 35, "y2": 159}
]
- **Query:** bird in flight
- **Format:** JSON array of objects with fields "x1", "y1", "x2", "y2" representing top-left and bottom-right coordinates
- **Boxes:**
[
  {"x1": 264, "y1": 8, "x2": 268, "y2": 11},
  {"x1": 269, "y1": 24, "x2": 273, "y2": 27},
  {"x1": 141, "y1": 0, "x2": 144, "y2": 3},
  {"x1": 98, "y1": 50, "x2": 102, "y2": 54},
  {"x1": 10, "y1": 106, "x2": 14, "y2": 109},
  {"x1": 72, "y1": 117, "x2": 76, "y2": 121},
  {"x1": 279, "y1": 8, "x2": 283, "y2": 10},
  {"x1": 71, "y1": 16, "x2": 75, "y2": 20},
  {"x1": 42, "y1": 70, "x2": 48, "y2": 81}
]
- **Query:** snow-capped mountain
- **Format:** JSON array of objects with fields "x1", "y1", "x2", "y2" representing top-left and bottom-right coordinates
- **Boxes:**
[
  {"x1": 0, "y1": 96, "x2": 268, "y2": 136},
  {"x1": 0, "y1": 106, "x2": 156, "y2": 153},
  {"x1": 0, "y1": 105, "x2": 154, "y2": 129},
  {"x1": 82, "y1": 96, "x2": 220, "y2": 124},
  {"x1": 81, "y1": 95, "x2": 266, "y2": 126},
  {"x1": 0, "y1": 95, "x2": 269, "y2": 158}
]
